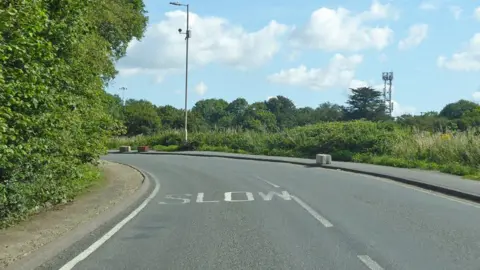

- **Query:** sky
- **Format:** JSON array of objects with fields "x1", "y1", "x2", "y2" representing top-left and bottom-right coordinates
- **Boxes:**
[{"x1": 107, "y1": 0, "x2": 480, "y2": 116}]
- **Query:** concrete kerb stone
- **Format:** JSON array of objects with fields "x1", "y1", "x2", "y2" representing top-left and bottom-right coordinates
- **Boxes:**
[
  {"x1": 119, "y1": 150, "x2": 480, "y2": 204},
  {"x1": 316, "y1": 154, "x2": 332, "y2": 165},
  {"x1": 119, "y1": 146, "x2": 131, "y2": 153}
]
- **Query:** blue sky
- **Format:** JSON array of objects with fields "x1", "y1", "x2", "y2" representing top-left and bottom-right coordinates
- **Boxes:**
[{"x1": 107, "y1": 0, "x2": 480, "y2": 116}]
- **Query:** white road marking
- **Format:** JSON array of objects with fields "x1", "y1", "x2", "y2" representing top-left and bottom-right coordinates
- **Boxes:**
[
  {"x1": 335, "y1": 170, "x2": 480, "y2": 209},
  {"x1": 59, "y1": 170, "x2": 160, "y2": 270},
  {"x1": 292, "y1": 196, "x2": 333, "y2": 228},
  {"x1": 159, "y1": 194, "x2": 191, "y2": 204},
  {"x1": 196, "y1": 192, "x2": 219, "y2": 203},
  {"x1": 357, "y1": 255, "x2": 384, "y2": 270},
  {"x1": 224, "y1": 191, "x2": 254, "y2": 202},
  {"x1": 256, "y1": 176, "x2": 280, "y2": 188},
  {"x1": 258, "y1": 191, "x2": 292, "y2": 201}
]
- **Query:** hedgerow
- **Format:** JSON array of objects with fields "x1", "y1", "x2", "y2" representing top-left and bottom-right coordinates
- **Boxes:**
[
  {"x1": 108, "y1": 121, "x2": 480, "y2": 179},
  {"x1": 0, "y1": 0, "x2": 147, "y2": 227}
]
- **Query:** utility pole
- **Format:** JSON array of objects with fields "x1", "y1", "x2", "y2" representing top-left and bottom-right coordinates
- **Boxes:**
[
  {"x1": 170, "y1": 1, "x2": 191, "y2": 143},
  {"x1": 382, "y1": 72, "x2": 394, "y2": 116}
]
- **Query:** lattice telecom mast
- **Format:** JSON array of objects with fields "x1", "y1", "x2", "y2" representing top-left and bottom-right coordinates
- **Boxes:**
[{"x1": 382, "y1": 72, "x2": 394, "y2": 116}]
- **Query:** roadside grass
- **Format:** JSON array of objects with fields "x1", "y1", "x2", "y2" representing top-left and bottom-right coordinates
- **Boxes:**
[
  {"x1": 107, "y1": 121, "x2": 480, "y2": 180},
  {"x1": 0, "y1": 164, "x2": 102, "y2": 229}
]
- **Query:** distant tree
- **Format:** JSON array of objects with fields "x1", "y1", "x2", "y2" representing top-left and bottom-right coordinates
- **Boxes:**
[
  {"x1": 226, "y1": 98, "x2": 249, "y2": 116},
  {"x1": 241, "y1": 105, "x2": 278, "y2": 132},
  {"x1": 124, "y1": 99, "x2": 162, "y2": 135},
  {"x1": 315, "y1": 102, "x2": 344, "y2": 122},
  {"x1": 454, "y1": 107, "x2": 480, "y2": 130},
  {"x1": 192, "y1": 99, "x2": 229, "y2": 126},
  {"x1": 345, "y1": 87, "x2": 389, "y2": 121},
  {"x1": 295, "y1": 107, "x2": 316, "y2": 126},
  {"x1": 157, "y1": 105, "x2": 183, "y2": 129},
  {"x1": 439, "y1": 99, "x2": 479, "y2": 119},
  {"x1": 265, "y1": 95, "x2": 297, "y2": 129}
]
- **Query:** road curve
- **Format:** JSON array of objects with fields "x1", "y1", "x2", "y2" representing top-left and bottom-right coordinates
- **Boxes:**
[{"x1": 54, "y1": 154, "x2": 480, "y2": 270}]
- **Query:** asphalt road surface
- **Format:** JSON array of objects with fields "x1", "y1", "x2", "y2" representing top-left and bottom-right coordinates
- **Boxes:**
[{"x1": 59, "y1": 154, "x2": 480, "y2": 270}]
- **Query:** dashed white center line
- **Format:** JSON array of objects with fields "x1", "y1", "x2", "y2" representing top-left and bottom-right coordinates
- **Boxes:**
[
  {"x1": 357, "y1": 255, "x2": 384, "y2": 270},
  {"x1": 291, "y1": 196, "x2": 333, "y2": 228},
  {"x1": 256, "y1": 176, "x2": 280, "y2": 188}
]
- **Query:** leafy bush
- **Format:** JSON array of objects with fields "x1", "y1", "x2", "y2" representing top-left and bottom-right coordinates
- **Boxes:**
[
  {"x1": 0, "y1": 0, "x2": 147, "y2": 227},
  {"x1": 110, "y1": 121, "x2": 480, "y2": 179},
  {"x1": 153, "y1": 145, "x2": 180, "y2": 152}
]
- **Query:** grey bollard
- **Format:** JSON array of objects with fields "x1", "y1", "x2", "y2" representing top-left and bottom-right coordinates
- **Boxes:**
[
  {"x1": 119, "y1": 146, "x2": 131, "y2": 153},
  {"x1": 316, "y1": 154, "x2": 332, "y2": 165}
]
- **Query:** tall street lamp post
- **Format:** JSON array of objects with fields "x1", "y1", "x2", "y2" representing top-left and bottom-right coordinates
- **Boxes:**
[{"x1": 169, "y1": 1, "x2": 190, "y2": 143}]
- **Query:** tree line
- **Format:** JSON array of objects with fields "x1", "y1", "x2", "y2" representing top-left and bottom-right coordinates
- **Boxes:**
[{"x1": 106, "y1": 87, "x2": 480, "y2": 136}]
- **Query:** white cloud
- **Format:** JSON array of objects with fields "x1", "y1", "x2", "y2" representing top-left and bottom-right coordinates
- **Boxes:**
[
  {"x1": 419, "y1": 1, "x2": 437, "y2": 10},
  {"x1": 349, "y1": 79, "x2": 370, "y2": 89},
  {"x1": 194, "y1": 81, "x2": 208, "y2": 96},
  {"x1": 449, "y1": 6, "x2": 462, "y2": 20},
  {"x1": 289, "y1": 1, "x2": 396, "y2": 52},
  {"x1": 398, "y1": 24, "x2": 429, "y2": 50},
  {"x1": 437, "y1": 33, "x2": 480, "y2": 71},
  {"x1": 392, "y1": 100, "x2": 416, "y2": 117},
  {"x1": 117, "y1": 11, "x2": 289, "y2": 81},
  {"x1": 267, "y1": 54, "x2": 363, "y2": 90},
  {"x1": 475, "y1": 7, "x2": 480, "y2": 21},
  {"x1": 473, "y1": 92, "x2": 480, "y2": 102}
]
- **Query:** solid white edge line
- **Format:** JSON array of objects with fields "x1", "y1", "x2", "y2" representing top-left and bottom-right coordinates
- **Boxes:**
[
  {"x1": 256, "y1": 176, "x2": 280, "y2": 188},
  {"x1": 357, "y1": 255, "x2": 384, "y2": 270},
  {"x1": 291, "y1": 196, "x2": 333, "y2": 228},
  {"x1": 335, "y1": 170, "x2": 480, "y2": 209},
  {"x1": 59, "y1": 170, "x2": 160, "y2": 270}
]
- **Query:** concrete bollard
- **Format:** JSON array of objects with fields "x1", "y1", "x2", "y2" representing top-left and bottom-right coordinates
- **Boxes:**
[
  {"x1": 316, "y1": 154, "x2": 332, "y2": 165},
  {"x1": 119, "y1": 146, "x2": 131, "y2": 153},
  {"x1": 137, "y1": 146, "x2": 149, "y2": 152}
]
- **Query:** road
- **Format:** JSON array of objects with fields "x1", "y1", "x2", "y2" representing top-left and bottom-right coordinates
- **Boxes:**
[{"x1": 57, "y1": 154, "x2": 480, "y2": 270}]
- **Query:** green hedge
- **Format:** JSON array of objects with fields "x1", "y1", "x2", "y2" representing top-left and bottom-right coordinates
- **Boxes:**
[
  {"x1": 109, "y1": 121, "x2": 480, "y2": 179},
  {"x1": 0, "y1": 1, "x2": 147, "y2": 227}
]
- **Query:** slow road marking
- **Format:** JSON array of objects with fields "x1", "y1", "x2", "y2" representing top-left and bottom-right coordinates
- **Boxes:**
[{"x1": 158, "y1": 191, "x2": 293, "y2": 204}]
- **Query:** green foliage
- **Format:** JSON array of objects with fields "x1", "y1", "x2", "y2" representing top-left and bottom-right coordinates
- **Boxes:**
[
  {"x1": 0, "y1": 0, "x2": 147, "y2": 227},
  {"x1": 124, "y1": 99, "x2": 162, "y2": 135},
  {"x1": 439, "y1": 99, "x2": 479, "y2": 119},
  {"x1": 345, "y1": 87, "x2": 390, "y2": 121},
  {"x1": 110, "y1": 122, "x2": 480, "y2": 179},
  {"x1": 153, "y1": 145, "x2": 179, "y2": 152}
]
